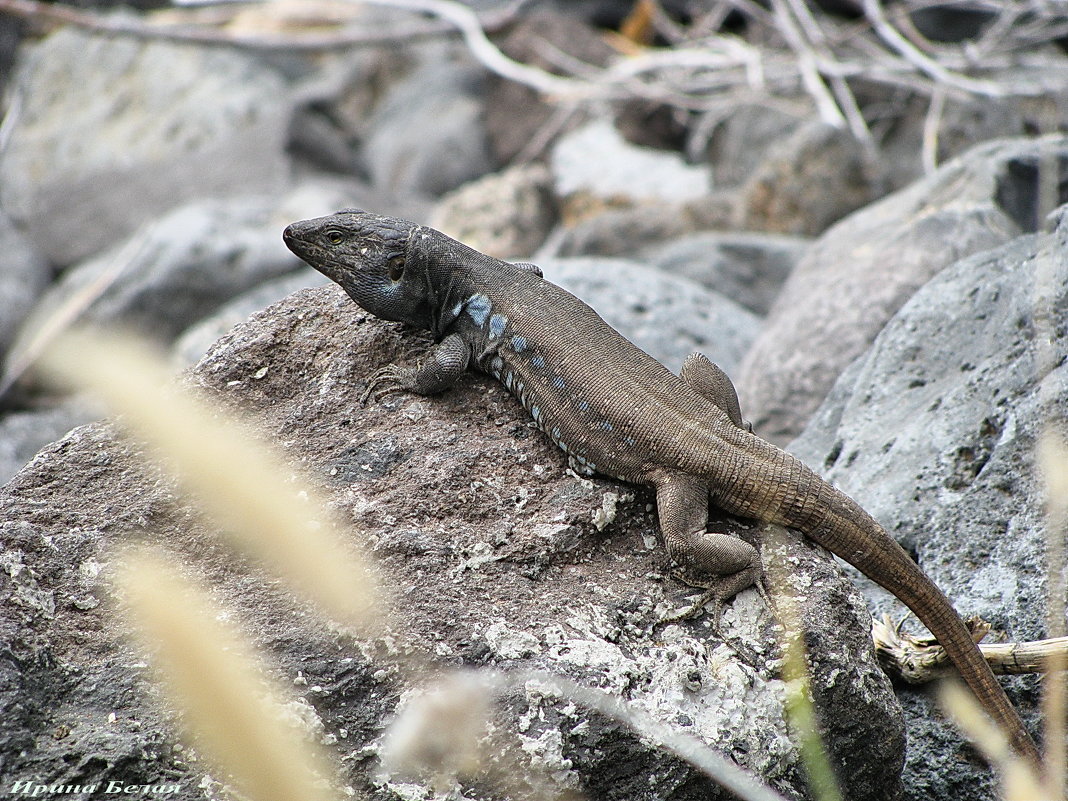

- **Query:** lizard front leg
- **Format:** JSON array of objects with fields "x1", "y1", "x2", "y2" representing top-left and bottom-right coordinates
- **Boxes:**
[
  {"x1": 362, "y1": 332, "x2": 471, "y2": 402},
  {"x1": 655, "y1": 472, "x2": 764, "y2": 625}
]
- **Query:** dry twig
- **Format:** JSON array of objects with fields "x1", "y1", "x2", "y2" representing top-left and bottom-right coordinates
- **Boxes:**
[
  {"x1": 0, "y1": 0, "x2": 527, "y2": 51},
  {"x1": 2, "y1": 0, "x2": 1066, "y2": 154},
  {"x1": 873, "y1": 614, "x2": 1068, "y2": 685}
]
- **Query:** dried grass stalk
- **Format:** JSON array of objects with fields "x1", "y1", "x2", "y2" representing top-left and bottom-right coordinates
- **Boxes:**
[{"x1": 118, "y1": 548, "x2": 337, "y2": 801}]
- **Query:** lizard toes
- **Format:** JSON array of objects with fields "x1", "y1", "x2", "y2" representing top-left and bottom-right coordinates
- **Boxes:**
[{"x1": 360, "y1": 366, "x2": 405, "y2": 405}]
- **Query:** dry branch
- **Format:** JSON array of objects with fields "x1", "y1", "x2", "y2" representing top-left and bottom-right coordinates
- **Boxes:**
[
  {"x1": 2, "y1": 0, "x2": 1066, "y2": 157},
  {"x1": 0, "y1": 0, "x2": 527, "y2": 51},
  {"x1": 873, "y1": 614, "x2": 1068, "y2": 685}
]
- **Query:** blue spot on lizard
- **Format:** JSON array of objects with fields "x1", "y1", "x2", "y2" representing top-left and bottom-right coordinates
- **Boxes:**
[
  {"x1": 489, "y1": 314, "x2": 508, "y2": 339},
  {"x1": 465, "y1": 294, "x2": 491, "y2": 327}
]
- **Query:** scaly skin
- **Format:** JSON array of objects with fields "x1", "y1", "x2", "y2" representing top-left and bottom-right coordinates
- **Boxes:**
[{"x1": 283, "y1": 209, "x2": 1040, "y2": 766}]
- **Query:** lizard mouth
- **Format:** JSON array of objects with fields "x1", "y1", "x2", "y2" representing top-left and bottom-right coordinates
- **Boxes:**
[
  {"x1": 282, "y1": 223, "x2": 328, "y2": 264},
  {"x1": 281, "y1": 223, "x2": 311, "y2": 253},
  {"x1": 282, "y1": 223, "x2": 344, "y2": 282}
]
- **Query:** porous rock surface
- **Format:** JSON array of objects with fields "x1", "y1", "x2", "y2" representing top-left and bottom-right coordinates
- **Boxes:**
[
  {"x1": 791, "y1": 213, "x2": 1067, "y2": 798},
  {"x1": 740, "y1": 136, "x2": 1068, "y2": 444},
  {"x1": 0, "y1": 28, "x2": 291, "y2": 265},
  {"x1": 0, "y1": 286, "x2": 902, "y2": 801}
]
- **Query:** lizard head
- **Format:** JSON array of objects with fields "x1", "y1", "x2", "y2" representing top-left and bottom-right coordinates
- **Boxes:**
[{"x1": 283, "y1": 209, "x2": 436, "y2": 327}]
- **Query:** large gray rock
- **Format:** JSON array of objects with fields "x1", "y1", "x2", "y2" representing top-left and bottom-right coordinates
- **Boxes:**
[
  {"x1": 537, "y1": 257, "x2": 761, "y2": 375},
  {"x1": 171, "y1": 271, "x2": 327, "y2": 367},
  {"x1": 0, "y1": 399, "x2": 99, "y2": 487},
  {"x1": 0, "y1": 286, "x2": 903, "y2": 801},
  {"x1": 7, "y1": 197, "x2": 304, "y2": 357},
  {"x1": 0, "y1": 28, "x2": 292, "y2": 265},
  {"x1": 880, "y1": 91, "x2": 1068, "y2": 193},
  {"x1": 641, "y1": 232, "x2": 808, "y2": 316},
  {"x1": 362, "y1": 59, "x2": 495, "y2": 197},
  {"x1": 790, "y1": 220, "x2": 1066, "y2": 798},
  {"x1": 483, "y1": 10, "x2": 615, "y2": 165},
  {"x1": 702, "y1": 103, "x2": 805, "y2": 189},
  {"x1": 739, "y1": 136, "x2": 1068, "y2": 444},
  {"x1": 735, "y1": 121, "x2": 888, "y2": 237},
  {"x1": 545, "y1": 194, "x2": 737, "y2": 260},
  {"x1": 551, "y1": 119, "x2": 713, "y2": 206},
  {"x1": 0, "y1": 213, "x2": 50, "y2": 358},
  {"x1": 285, "y1": 47, "x2": 410, "y2": 177},
  {"x1": 430, "y1": 163, "x2": 558, "y2": 259}
]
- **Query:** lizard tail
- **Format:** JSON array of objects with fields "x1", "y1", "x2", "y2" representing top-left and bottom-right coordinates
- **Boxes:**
[
  {"x1": 710, "y1": 436, "x2": 1041, "y2": 765},
  {"x1": 808, "y1": 492, "x2": 1042, "y2": 768}
]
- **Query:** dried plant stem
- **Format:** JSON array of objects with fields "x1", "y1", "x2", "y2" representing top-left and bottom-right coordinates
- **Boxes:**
[
  {"x1": 769, "y1": 0, "x2": 848, "y2": 131},
  {"x1": 358, "y1": 0, "x2": 581, "y2": 97},
  {"x1": 920, "y1": 83, "x2": 946, "y2": 173},
  {"x1": 0, "y1": 234, "x2": 150, "y2": 401},
  {"x1": 861, "y1": 0, "x2": 1002, "y2": 97},
  {"x1": 0, "y1": 0, "x2": 526, "y2": 51},
  {"x1": 119, "y1": 550, "x2": 336, "y2": 801},
  {"x1": 3, "y1": 0, "x2": 1065, "y2": 125},
  {"x1": 873, "y1": 614, "x2": 1068, "y2": 682}
]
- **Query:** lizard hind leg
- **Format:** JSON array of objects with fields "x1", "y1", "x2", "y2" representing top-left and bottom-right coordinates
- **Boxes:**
[
  {"x1": 655, "y1": 473, "x2": 763, "y2": 626},
  {"x1": 678, "y1": 353, "x2": 752, "y2": 431}
]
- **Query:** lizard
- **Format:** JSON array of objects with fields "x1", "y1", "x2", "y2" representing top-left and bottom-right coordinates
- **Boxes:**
[{"x1": 282, "y1": 208, "x2": 1041, "y2": 766}]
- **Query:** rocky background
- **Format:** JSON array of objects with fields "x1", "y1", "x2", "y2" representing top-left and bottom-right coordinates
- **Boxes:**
[{"x1": 1, "y1": 1, "x2": 1067, "y2": 800}]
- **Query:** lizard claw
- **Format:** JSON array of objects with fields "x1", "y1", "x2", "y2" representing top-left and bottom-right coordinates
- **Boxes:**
[
  {"x1": 653, "y1": 591, "x2": 763, "y2": 670},
  {"x1": 360, "y1": 365, "x2": 410, "y2": 405},
  {"x1": 658, "y1": 588, "x2": 720, "y2": 626}
]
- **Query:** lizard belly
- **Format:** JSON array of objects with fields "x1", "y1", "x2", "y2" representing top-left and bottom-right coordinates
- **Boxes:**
[{"x1": 478, "y1": 344, "x2": 650, "y2": 484}]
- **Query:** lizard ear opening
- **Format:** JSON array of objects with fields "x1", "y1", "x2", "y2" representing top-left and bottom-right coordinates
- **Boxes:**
[{"x1": 388, "y1": 255, "x2": 405, "y2": 281}]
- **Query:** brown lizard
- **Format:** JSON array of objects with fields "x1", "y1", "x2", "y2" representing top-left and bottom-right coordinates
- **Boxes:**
[{"x1": 282, "y1": 209, "x2": 1041, "y2": 766}]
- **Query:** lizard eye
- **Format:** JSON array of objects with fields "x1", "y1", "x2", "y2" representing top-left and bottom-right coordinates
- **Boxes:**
[
  {"x1": 325, "y1": 229, "x2": 344, "y2": 245},
  {"x1": 387, "y1": 255, "x2": 405, "y2": 281}
]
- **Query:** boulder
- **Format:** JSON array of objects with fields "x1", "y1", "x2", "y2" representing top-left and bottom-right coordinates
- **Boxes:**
[
  {"x1": 483, "y1": 10, "x2": 615, "y2": 165},
  {"x1": 701, "y1": 103, "x2": 806, "y2": 190},
  {"x1": 0, "y1": 285, "x2": 904, "y2": 800},
  {"x1": 790, "y1": 217, "x2": 1067, "y2": 797},
  {"x1": 285, "y1": 46, "x2": 411, "y2": 178},
  {"x1": 0, "y1": 213, "x2": 50, "y2": 358},
  {"x1": 362, "y1": 58, "x2": 495, "y2": 197},
  {"x1": 738, "y1": 136, "x2": 1068, "y2": 444},
  {"x1": 0, "y1": 398, "x2": 98, "y2": 486},
  {"x1": 545, "y1": 195, "x2": 737, "y2": 260},
  {"x1": 880, "y1": 93, "x2": 1068, "y2": 191},
  {"x1": 735, "y1": 121, "x2": 888, "y2": 237},
  {"x1": 536, "y1": 257, "x2": 760, "y2": 375},
  {"x1": 0, "y1": 28, "x2": 292, "y2": 265},
  {"x1": 641, "y1": 232, "x2": 808, "y2": 316},
  {"x1": 171, "y1": 272, "x2": 327, "y2": 368},
  {"x1": 430, "y1": 163, "x2": 558, "y2": 259},
  {"x1": 6, "y1": 198, "x2": 305, "y2": 357},
  {"x1": 551, "y1": 119, "x2": 713, "y2": 210}
]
